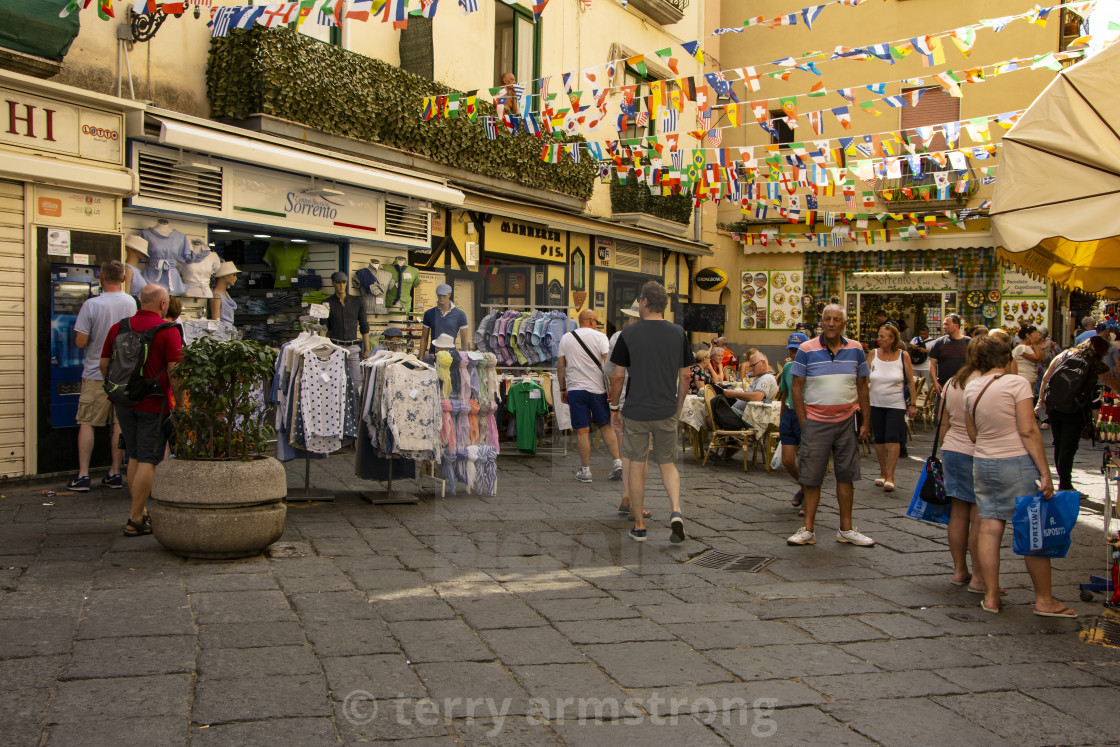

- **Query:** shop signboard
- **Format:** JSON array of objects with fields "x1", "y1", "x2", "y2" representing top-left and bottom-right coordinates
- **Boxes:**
[
  {"x1": 695, "y1": 267, "x2": 728, "y2": 292},
  {"x1": 33, "y1": 185, "x2": 117, "y2": 231},
  {"x1": 1001, "y1": 268, "x2": 1048, "y2": 297},
  {"x1": 844, "y1": 271, "x2": 956, "y2": 292},
  {"x1": 740, "y1": 269, "x2": 805, "y2": 330},
  {"x1": 412, "y1": 270, "x2": 446, "y2": 312},
  {"x1": 595, "y1": 237, "x2": 614, "y2": 267},
  {"x1": 230, "y1": 164, "x2": 381, "y2": 238},
  {"x1": 0, "y1": 87, "x2": 123, "y2": 164},
  {"x1": 486, "y1": 219, "x2": 567, "y2": 262},
  {"x1": 1000, "y1": 267, "x2": 1049, "y2": 328}
]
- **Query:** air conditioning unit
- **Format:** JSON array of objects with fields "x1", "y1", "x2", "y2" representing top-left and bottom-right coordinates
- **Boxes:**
[{"x1": 464, "y1": 241, "x2": 479, "y2": 266}]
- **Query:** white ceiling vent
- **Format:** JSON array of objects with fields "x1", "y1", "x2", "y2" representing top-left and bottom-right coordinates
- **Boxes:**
[
  {"x1": 136, "y1": 150, "x2": 223, "y2": 210},
  {"x1": 384, "y1": 199, "x2": 431, "y2": 242}
]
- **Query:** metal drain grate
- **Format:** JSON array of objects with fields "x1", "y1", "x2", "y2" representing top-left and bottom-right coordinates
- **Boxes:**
[{"x1": 686, "y1": 550, "x2": 776, "y2": 572}]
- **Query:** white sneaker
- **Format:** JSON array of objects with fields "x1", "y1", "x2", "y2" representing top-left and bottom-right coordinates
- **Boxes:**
[
  {"x1": 575, "y1": 467, "x2": 592, "y2": 483},
  {"x1": 608, "y1": 460, "x2": 623, "y2": 481},
  {"x1": 787, "y1": 527, "x2": 816, "y2": 545},
  {"x1": 836, "y1": 527, "x2": 875, "y2": 546}
]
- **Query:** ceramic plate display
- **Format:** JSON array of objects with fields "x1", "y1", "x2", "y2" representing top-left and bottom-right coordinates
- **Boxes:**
[
  {"x1": 981, "y1": 302, "x2": 997, "y2": 319},
  {"x1": 753, "y1": 272, "x2": 767, "y2": 287},
  {"x1": 966, "y1": 290, "x2": 986, "y2": 309},
  {"x1": 988, "y1": 290, "x2": 1001, "y2": 303},
  {"x1": 742, "y1": 286, "x2": 754, "y2": 300}
]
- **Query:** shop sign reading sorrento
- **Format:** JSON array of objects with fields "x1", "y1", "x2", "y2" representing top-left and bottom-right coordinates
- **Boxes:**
[
  {"x1": 1, "y1": 87, "x2": 123, "y2": 165},
  {"x1": 845, "y1": 271, "x2": 956, "y2": 292}
]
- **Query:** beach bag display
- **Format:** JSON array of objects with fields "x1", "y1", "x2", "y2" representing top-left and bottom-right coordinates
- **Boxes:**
[{"x1": 1012, "y1": 490, "x2": 1080, "y2": 558}]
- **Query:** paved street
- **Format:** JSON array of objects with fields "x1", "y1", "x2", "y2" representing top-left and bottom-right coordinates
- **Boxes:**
[{"x1": 2, "y1": 428, "x2": 1119, "y2": 746}]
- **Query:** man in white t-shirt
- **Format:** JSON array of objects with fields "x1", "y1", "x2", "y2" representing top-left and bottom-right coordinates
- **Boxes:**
[
  {"x1": 67, "y1": 260, "x2": 138, "y2": 492},
  {"x1": 558, "y1": 309, "x2": 623, "y2": 483}
]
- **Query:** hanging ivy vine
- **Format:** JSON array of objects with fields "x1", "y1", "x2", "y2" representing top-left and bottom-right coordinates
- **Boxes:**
[{"x1": 206, "y1": 27, "x2": 595, "y2": 200}]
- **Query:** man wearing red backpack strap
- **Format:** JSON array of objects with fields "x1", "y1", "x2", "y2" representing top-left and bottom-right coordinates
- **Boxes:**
[{"x1": 100, "y1": 285, "x2": 182, "y2": 537}]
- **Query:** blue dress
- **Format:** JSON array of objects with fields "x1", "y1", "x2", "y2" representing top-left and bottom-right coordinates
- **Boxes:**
[
  {"x1": 215, "y1": 291, "x2": 237, "y2": 325},
  {"x1": 139, "y1": 227, "x2": 192, "y2": 296},
  {"x1": 126, "y1": 263, "x2": 149, "y2": 299}
]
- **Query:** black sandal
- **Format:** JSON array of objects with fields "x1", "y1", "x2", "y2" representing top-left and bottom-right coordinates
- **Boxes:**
[{"x1": 124, "y1": 518, "x2": 152, "y2": 537}]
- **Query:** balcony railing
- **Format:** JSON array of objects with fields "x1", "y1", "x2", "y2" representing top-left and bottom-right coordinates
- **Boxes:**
[
  {"x1": 627, "y1": 0, "x2": 687, "y2": 25},
  {"x1": 875, "y1": 168, "x2": 978, "y2": 210}
]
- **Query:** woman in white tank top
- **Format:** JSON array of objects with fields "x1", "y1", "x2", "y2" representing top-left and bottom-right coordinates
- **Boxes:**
[{"x1": 867, "y1": 324, "x2": 917, "y2": 491}]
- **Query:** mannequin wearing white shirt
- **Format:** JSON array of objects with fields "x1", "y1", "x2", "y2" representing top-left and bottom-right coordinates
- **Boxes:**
[{"x1": 178, "y1": 237, "x2": 221, "y2": 297}]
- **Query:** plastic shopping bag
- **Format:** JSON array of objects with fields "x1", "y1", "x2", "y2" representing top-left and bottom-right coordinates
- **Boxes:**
[
  {"x1": 770, "y1": 444, "x2": 783, "y2": 471},
  {"x1": 1012, "y1": 490, "x2": 1080, "y2": 558},
  {"x1": 906, "y1": 490, "x2": 950, "y2": 525}
]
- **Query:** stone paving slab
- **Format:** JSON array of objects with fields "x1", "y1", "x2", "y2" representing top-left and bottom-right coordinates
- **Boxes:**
[{"x1": 4, "y1": 428, "x2": 1120, "y2": 744}]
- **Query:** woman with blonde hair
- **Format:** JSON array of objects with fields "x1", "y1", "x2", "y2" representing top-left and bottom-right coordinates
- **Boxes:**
[
  {"x1": 867, "y1": 323, "x2": 917, "y2": 491},
  {"x1": 688, "y1": 349, "x2": 719, "y2": 394}
]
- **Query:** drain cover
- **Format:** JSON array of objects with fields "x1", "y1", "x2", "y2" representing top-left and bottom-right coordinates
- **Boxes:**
[{"x1": 686, "y1": 550, "x2": 775, "y2": 572}]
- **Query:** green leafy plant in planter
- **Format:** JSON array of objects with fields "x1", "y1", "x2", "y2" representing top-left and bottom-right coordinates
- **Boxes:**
[
  {"x1": 172, "y1": 337, "x2": 276, "y2": 460},
  {"x1": 150, "y1": 337, "x2": 286, "y2": 560},
  {"x1": 609, "y1": 170, "x2": 693, "y2": 225}
]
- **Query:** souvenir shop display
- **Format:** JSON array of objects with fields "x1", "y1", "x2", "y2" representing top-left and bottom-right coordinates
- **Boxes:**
[
  {"x1": 432, "y1": 349, "x2": 501, "y2": 495},
  {"x1": 504, "y1": 376, "x2": 550, "y2": 455},
  {"x1": 387, "y1": 257, "x2": 422, "y2": 313},
  {"x1": 354, "y1": 258, "x2": 393, "y2": 316},
  {"x1": 739, "y1": 270, "x2": 803, "y2": 331}
]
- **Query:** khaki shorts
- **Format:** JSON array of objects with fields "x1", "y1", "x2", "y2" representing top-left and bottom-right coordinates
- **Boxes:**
[
  {"x1": 75, "y1": 378, "x2": 114, "y2": 427},
  {"x1": 621, "y1": 415, "x2": 679, "y2": 464},
  {"x1": 797, "y1": 415, "x2": 861, "y2": 486}
]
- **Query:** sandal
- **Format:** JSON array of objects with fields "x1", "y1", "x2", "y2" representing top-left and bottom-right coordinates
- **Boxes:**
[
  {"x1": 123, "y1": 518, "x2": 152, "y2": 537},
  {"x1": 1033, "y1": 605, "x2": 1078, "y2": 619},
  {"x1": 950, "y1": 574, "x2": 972, "y2": 587},
  {"x1": 874, "y1": 478, "x2": 886, "y2": 487},
  {"x1": 979, "y1": 600, "x2": 1000, "y2": 614},
  {"x1": 883, "y1": 481, "x2": 895, "y2": 492},
  {"x1": 968, "y1": 586, "x2": 1007, "y2": 596}
]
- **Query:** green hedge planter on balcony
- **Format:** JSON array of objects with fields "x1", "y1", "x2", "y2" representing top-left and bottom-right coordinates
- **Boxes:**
[
  {"x1": 207, "y1": 27, "x2": 595, "y2": 201},
  {"x1": 609, "y1": 173, "x2": 693, "y2": 225}
]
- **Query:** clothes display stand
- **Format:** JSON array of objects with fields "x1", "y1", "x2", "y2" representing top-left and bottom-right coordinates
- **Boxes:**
[{"x1": 358, "y1": 458, "x2": 421, "y2": 505}]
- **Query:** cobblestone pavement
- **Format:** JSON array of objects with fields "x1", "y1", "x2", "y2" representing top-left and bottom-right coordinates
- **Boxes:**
[{"x1": 2, "y1": 427, "x2": 1119, "y2": 746}]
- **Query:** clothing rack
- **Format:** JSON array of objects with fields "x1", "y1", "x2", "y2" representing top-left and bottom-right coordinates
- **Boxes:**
[
  {"x1": 284, "y1": 317, "x2": 336, "y2": 503},
  {"x1": 357, "y1": 455, "x2": 421, "y2": 505}
]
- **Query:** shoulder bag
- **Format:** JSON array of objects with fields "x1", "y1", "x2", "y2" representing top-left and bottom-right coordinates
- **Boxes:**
[
  {"x1": 569, "y1": 329, "x2": 610, "y2": 390},
  {"x1": 915, "y1": 389, "x2": 950, "y2": 506}
]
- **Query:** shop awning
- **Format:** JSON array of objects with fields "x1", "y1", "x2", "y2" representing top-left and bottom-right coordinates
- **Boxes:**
[
  {"x1": 459, "y1": 192, "x2": 712, "y2": 256},
  {"x1": 0, "y1": 151, "x2": 137, "y2": 196},
  {"x1": 153, "y1": 116, "x2": 465, "y2": 207}
]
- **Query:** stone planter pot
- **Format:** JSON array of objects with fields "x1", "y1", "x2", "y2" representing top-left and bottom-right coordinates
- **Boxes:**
[{"x1": 150, "y1": 456, "x2": 287, "y2": 560}]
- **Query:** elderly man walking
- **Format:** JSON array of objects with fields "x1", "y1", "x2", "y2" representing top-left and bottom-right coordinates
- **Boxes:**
[
  {"x1": 788, "y1": 304, "x2": 875, "y2": 547},
  {"x1": 608, "y1": 281, "x2": 692, "y2": 543},
  {"x1": 558, "y1": 309, "x2": 623, "y2": 482}
]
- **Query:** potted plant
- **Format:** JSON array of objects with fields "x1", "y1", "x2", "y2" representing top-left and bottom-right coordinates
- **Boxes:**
[{"x1": 149, "y1": 336, "x2": 287, "y2": 559}]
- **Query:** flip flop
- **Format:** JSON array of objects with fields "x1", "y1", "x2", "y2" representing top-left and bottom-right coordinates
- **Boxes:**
[
  {"x1": 874, "y1": 478, "x2": 886, "y2": 487},
  {"x1": 979, "y1": 600, "x2": 1000, "y2": 614},
  {"x1": 883, "y1": 481, "x2": 895, "y2": 492},
  {"x1": 1033, "y1": 606, "x2": 1078, "y2": 619},
  {"x1": 968, "y1": 586, "x2": 1007, "y2": 596},
  {"x1": 950, "y1": 574, "x2": 973, "y2": 587}
]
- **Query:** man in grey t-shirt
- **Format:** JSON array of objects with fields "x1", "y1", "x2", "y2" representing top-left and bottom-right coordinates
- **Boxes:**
[
  {"x1": 68, "y1": 260, "x2": 137, "y2": 492},
  {"x1": 608, "y1": 281, "x2": 692, "y2": 544}
]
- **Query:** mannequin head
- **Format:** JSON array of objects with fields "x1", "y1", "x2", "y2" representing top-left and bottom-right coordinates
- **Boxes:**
[
  {"x1": 369, "y1": 258, "x2": 381, "y2": 268},
  {"x1": 213, "y1": 261, "x2": 239, "y2": 292},
  {"x1": 435, "y1": 283, "x2": 452, "y2": 311},
  {"x1": 125, "y1": 235, "x2": 148, "y2": 263},
  {"x1": 394, "y1": 256, "x2": 406, "y2": 267},
  {"x1": 331, "y1": 271, "x2": 348, "y2": 298},
  {"x1": 190, "y1": 237, "x2": 207, "y2": 254},
  {"x1": 152, "y1": 218, "x2": 172, "y2": 237}
]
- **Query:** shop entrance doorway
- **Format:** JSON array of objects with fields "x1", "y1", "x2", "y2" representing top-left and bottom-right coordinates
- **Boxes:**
[
  {"x1": 853, "y1": 292, "x2": 946, "y2": 347},
  {"x1": 608, "y1": 276, "x2": 643, "y2": 337}
]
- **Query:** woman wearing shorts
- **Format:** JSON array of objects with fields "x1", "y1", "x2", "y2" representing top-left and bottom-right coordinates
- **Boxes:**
[
  {"x1": 938, "y1": 338, "x2": 981, "y2": 590},
  {"x1": 867, "y1": 324, "x2": 917, "y2": 492},
  {"x1": 965, "y1": 336, "x2": 1074, "y2": 618}
]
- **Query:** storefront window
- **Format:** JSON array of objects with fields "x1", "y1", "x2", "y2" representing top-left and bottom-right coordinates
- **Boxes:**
[{"x1": 570, "y1": 248, "x2": 585, "y2": 291}]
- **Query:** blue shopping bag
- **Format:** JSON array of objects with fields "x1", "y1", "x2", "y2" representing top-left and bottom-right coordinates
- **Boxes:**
[
  {"x1": 1012, "y1": 491, "x2": 1080, "y2": 558},
  {"x1": 906, "y1": 490, "x2": 951, "y2": 525}
]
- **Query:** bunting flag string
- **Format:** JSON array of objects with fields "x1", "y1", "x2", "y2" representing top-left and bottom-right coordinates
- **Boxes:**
[{"x1": 420, "y1": 1, "x2": 1094, "y2": 116}]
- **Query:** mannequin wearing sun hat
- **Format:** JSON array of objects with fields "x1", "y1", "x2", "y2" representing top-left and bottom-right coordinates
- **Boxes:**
[
  {"x1": 208, "y1": 261, "x2": 240, "y2": 325},
  {"x1": 420, "y1": 283, "x2": 471, "y2": 355},
  {"x1": 124, "y1": 235, "x2": 151, "y2": 299}
]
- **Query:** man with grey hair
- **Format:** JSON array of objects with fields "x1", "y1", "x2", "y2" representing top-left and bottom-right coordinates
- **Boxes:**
[
  {"x1": 724, "y1": 351, "x2": 779, "y2": 414},
  {"x1": 788, "y1": 303, "x2": 874, "y2": 547},
  {"x1": 67, "y1": 259, "x2": 137, "y2": 492},
  {"x1": 1074, "y1": 316, "x2": 1099, "y2": 345}
]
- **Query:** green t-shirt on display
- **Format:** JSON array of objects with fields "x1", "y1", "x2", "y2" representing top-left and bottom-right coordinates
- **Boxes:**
[
  {"x1": 505, "y1": 381, "x2": 549, "y2": 454},
  {"x1": 388, "y1": 263, "x2": 422, "y2": 312},
  {"x1": 263, "y1": 244, "x2": 309, "y2": 288}
]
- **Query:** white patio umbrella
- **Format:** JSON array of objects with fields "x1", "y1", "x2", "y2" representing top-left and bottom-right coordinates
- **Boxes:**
[{"x1": 990, "y1": 40, "x2": 1120, "y2": 296}]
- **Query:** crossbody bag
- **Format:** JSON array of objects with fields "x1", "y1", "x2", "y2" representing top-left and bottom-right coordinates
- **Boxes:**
[{"x1": 569, "y1": 329, "x2": 610, "y2": 390}]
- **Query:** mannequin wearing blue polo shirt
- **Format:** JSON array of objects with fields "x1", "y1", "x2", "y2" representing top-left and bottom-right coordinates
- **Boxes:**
[{"x1": 420, "y1": 283, "x2": 471, "y2": 354}]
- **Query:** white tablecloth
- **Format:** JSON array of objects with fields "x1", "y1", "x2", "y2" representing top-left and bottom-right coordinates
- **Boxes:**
[
  {"x1": 740, "y1": 401, "x2": 781, "y2": 438},
  {"x1": 680, "y1": 395, "x2": 708, "y2": 432}
]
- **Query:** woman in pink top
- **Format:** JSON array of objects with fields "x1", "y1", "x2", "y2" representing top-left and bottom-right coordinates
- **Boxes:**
[
  {"x1": 937, "y1": 338, "x2": 981, "y2": 589},
  {"x1": 964, "y1": 336, "x2": 1072, "y2": 618}
]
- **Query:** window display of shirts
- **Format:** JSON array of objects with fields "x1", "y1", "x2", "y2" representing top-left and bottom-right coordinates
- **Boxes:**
[
  {"x1": 355, "y1": 265, "x2": 393, "y2": 316},
  {"x1": 387, "y1": 263, "x2": 421, "y2": 312},
  {"x1": 263, "y1": 244, "x2": 310, "y2": 288},
  {"x1": 139, "y1": 227, "x2": 193, "y2": 296},
  {"x1": 178, "y1": 250, "x2": 221, "y2": 297},
  {"x1": 505, "y1": 380, "x2": 549, "y2": 454}
]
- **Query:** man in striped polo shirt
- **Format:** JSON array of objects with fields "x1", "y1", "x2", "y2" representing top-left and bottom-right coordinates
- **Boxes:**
[{"x1": 788, "y1": 304, "x2": 875, "y2": 547}]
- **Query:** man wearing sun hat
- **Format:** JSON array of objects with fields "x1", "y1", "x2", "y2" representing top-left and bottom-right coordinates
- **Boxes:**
[{"x1": 420, "y1": 283, "x2": 470, "y2": 355}]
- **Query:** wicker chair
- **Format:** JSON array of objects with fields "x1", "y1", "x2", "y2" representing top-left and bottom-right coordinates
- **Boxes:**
[{"x1": 701, "y1": 386, "x2": 752, "y2": 471}]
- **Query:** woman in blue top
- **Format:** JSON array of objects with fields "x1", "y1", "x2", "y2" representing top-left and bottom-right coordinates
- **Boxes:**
[{"x1": 209, "y1": 261, "x2": 239, "y2": 325}]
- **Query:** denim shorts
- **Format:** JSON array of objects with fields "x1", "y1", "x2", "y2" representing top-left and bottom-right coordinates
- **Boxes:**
[
  {"x1": 941, "y1": 449, "x2": 975, "y2": 504},
  {"x1": 778, "y1": 408, "x2": 801, "y2": 446},
  {"x1": 973, "y1": 453, "x2": 1039, "y2": 521}
]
